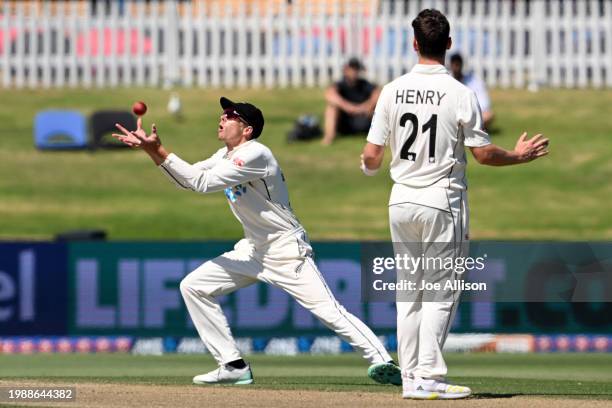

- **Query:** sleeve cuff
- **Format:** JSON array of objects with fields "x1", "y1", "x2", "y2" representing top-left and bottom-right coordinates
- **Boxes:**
[
  {"x1": 464, "y1": 139, "x2": 492, "y2": 148},
  {"x1": 160, "y1": 152, "x2": 178, "y2": 167},
  {"x1": 366, "y1": 136, "x2": 386, "y2": 147}
]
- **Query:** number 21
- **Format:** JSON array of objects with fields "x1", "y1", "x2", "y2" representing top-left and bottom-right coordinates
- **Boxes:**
[{"x1": 399, "y1": 113, "x2": 437, "y2": 162}]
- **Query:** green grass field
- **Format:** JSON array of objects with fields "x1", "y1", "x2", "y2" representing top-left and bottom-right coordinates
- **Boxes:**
[
  {"x1": 0, "y1": 353, "x2": 610, "y2": 400},
  {"x1": 1, "y1": 88, "x2": 611, "y2": 241}
]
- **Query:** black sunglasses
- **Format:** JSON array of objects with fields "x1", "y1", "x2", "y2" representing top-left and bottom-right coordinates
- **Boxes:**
[{"x1": 223, "y1": 108, "x2": 250, "y2": 126}]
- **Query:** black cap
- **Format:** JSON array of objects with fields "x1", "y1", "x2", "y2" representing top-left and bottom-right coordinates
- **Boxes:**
[
  {"x1": 450, "y1": 53, "x2": 463, "y2": 64},
  {"x1": 220, "y1": 97, "x2": 265, "y2": 139},
  {"x1": 347, "y1": 57, "x2": 365, "y2": 71}
]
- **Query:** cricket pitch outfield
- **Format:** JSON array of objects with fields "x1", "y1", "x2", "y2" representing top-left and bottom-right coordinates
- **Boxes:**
[{"x1": 0, "y1": 353, "x2": 610, "y2": 407}]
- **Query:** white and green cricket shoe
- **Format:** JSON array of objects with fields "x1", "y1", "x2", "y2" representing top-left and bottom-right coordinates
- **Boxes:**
[
  {"x1": 403, "y1": 377, "x2": 471, "y2": 399},
  {"x1": 367, "y1": 362, "x2": 402, "y2": 386},
  {"x1": 193, "y1": 364, "x2": 254, "y2": 385}
]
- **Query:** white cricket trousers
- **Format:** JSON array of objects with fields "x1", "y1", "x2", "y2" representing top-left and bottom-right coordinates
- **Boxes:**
[
  {"x1": 180, "y1": 232, "x2": 392, "y2": 365},
  {"x1": 390, "y1": 194, "x2": 468, "y2": 380}
]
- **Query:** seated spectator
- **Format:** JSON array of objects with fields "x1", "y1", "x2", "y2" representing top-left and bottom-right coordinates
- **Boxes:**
[
  {"x1": 322, "y1": 57, "x2": 380, "y2": 145},
  {"x1": 450, "y1": 53, "x2": 495, "y2": 131}
]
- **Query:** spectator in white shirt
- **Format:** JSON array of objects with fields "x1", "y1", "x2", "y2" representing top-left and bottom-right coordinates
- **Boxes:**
[{"x1": 450, "y1": 53, "x2": 494, "y2": 131}]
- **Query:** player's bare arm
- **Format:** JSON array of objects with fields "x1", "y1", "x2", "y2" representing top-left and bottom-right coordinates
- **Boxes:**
[
  {"x1": 361, "y1": 142, "x2": 385, "y2": 175},
  {"x1": 113, "y1": 118, "x2": 169, "y2": 165},
  {"x1": 470, "y1": 132, "x2": 549, "y2": 166}
]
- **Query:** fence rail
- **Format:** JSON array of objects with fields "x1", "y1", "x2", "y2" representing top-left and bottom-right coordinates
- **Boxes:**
[{"x1": 1, "y1": 0, "x2": 612, "y2": 89}]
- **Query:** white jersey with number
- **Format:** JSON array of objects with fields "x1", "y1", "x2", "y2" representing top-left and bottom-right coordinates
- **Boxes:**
[
  {"x1": 367, "y1": 64, "x2": 491, "y2": 210},
  {"x1": 158, "y1": 140, "x2": 303, "y2": 246}
]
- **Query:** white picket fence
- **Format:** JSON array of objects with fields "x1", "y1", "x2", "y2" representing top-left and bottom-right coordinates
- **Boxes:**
[{"x1": 1, "y1": 0, "x2": 612, "y2": 89}]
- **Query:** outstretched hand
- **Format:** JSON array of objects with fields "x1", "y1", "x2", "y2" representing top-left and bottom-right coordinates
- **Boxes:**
[
  {"x1": 514, "y1": 132, "x2": 549, "y2": 162},
  {"x1": 113, "y1": 118, "x2": 161, "y2": 153}
]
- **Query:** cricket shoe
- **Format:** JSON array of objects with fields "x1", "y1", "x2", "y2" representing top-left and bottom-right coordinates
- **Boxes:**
[
  {"x1": 192, "y1": 364, "x2": 254, "y2": 385},
  {"x1": 403, "y1": 377, "x2": 471, "y2": 400},
  {"x1": 367, "y1": 362, "x2": 402, "y2": 386}
]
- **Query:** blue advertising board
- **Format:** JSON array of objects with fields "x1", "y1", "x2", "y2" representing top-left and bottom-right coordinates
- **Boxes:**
[
  {"x1": 0, "y1": 243, "x2": 68, "y2": 335},
  {"x1": 0, "y1": 241, "x2": 610, "y2": 336}
]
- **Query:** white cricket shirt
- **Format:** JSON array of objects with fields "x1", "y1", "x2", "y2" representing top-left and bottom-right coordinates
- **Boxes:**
[
  {"x1": 159, "y1": 140, "x2": 303, "y2": 246},
  {"x1": 367, "y1": 64, "x2": 491, "y2": 210}
]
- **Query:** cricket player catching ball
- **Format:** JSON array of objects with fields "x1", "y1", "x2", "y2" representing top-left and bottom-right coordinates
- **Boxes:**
[
  {"x1": 113, "y1": 97, "x2": 400, "y2": 386},
  {"x1": 361, "y1": 9, "x2": 549, "y2": 400}
]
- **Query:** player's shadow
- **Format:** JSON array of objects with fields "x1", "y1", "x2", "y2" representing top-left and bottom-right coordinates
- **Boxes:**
[
  {"x1": 473, "y1": 392, "x2": 612, "y2": 399},
  {"x1": 471, "y1": 393, "x2": 517, "y2": 399}
]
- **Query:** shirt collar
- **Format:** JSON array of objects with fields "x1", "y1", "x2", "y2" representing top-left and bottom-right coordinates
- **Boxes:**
[
  {"x1": 224, "y1": 139, "x2": 254, "y2": 157},
  {"x1": 410, "y1": 64, "x2": 449, "y2": 75}
]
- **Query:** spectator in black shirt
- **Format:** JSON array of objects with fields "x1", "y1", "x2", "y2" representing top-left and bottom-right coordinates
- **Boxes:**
[{"x1": 322, "y1": 58, "x2": 380, "y2": 145}]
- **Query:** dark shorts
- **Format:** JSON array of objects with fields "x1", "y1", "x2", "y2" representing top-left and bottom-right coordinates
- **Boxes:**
[{"x1": 337, "y1": 112, "x2": 371, "y2": 135}]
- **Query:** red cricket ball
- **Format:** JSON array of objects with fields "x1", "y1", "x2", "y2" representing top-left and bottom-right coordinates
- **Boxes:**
[{"x1": 132, "y1": 101, "x2": 147, "y2": 116}]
